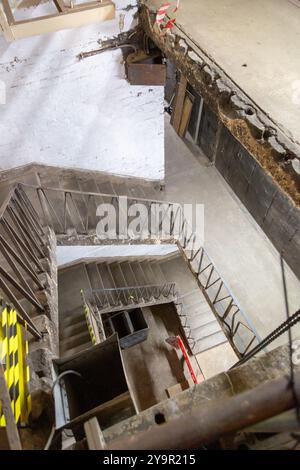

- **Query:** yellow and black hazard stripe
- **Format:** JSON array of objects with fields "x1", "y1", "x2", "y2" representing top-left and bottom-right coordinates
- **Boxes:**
[
  {"x1": 0, "y1": 305, "x2": 31, "y2": 427},
  {"x1": 81, "y1": 289, "x2": 97, "y2": 346},
  {"x1": 13, "y1": 309, "x2": 21, "y2": 426},
  {"x1": 83, "y1": 303, "x2": 97, "y2": 345},
  {"x1": 0, "y1": 306, "x2": 8, "y2": 427},
  {"x1": 8, "y1": 306, "x2": 15, "y2": 420},
  {"x1": 24, "y1": 321, "x2": 31, "y2": 421}
]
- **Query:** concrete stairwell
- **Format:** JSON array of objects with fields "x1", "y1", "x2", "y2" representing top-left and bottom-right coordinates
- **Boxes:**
[
  {"x1": 58, "y1": 257, "x2": 174, "y2": 358},
  {"x1": 5, "y1": 164, "x2": 238, "y2": 358},
  {"x1": 58, "y1": 253, "x2": 229, "y2": 358},
  {"x1": 58, "y1": 263, "x2": 93, "y2": 357}
]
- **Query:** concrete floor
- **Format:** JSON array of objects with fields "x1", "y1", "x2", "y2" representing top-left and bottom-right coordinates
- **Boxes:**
[
  {"x1": 148, "y1": 0, "x2": 300, "y2": 145},
  {"x1": 164, "y1": 115, "x2": 300, "y2": 347},
  {"x1": 122, "y1": 304, "x2": 203, "y2": 411},
  {"x1": 196, "y1": 343, "x2": 238, "y2": 380}
]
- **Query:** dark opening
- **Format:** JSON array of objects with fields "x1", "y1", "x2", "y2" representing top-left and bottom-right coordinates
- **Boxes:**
[{"x1": 154, "y1": 412, "x2": 166, "y2": 425}]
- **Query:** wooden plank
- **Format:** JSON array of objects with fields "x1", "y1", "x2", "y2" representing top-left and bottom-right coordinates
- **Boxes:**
[
  {"x1": 6, "y1": 2, "x2": 115, "y2": 41},
  {"x1": 178, "y1": 92, "x2": 194, "y2": 139},
  {"x1": 53, "y1": 0, "x2": 67, "y2": 13},
  {"x1": 0, "y1": 7, "x2": 14, "y2": 41},
  {"x1": 84, "y1": 417, "x2": 106, "y2": 450},
  {"x1": 0, "y1": 364, "x2": 22, "y2": 450},
  {"x1": 62, "y1": 391, "x2": 132, "y2": 430},
  {"x1": 1, "y1": 0, "x2": 14, "y2": 25},
  {"x1": 171, "y1": 74, "x2": 188, "y2": 134},
  {"x1": 127, "y1": 64, "x2": 166, "y2": 86},
  {"x1": 166, "y1": 383, "x2": 182, "y2": 398}
]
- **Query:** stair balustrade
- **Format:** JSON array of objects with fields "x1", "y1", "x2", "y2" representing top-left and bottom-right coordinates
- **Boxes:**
[
  {"x1": 0, "y1": 184, "x2": 52, "y2": 339},
  {"x1": 17, "y1": 182, "x2": 262, "y2": 357},
  {"x1": 84, "y1": 282, "x2": 177, "y2": 313}
]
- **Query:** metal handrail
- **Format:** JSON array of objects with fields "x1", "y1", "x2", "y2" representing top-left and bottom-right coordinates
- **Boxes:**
[
  {"x1": 84, "y1": 282, "x2": 177, "y2": 311},
  {"x1": 178, "y1": 216, "x2": 263, "y2": 357},
  {"x1": 17, "y1": 182, "x2": 262, "y2": 355},
  {"x1": 0, "y1": 184, "x2": 48, "y2": 338}
]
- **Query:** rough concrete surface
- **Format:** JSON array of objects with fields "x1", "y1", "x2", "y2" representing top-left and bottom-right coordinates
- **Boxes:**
[
  {"x1": 103, "y1": 342, "x2": 300, "y2": 444},
  {"x1": 141, "y1": 1, "x2": 300, "y2": 213},
  {"x1": 163, "y1": 116, "x2": 300, "y2": 347},
  {"x1": 146, "y1": 0, "x2": 300, "y2": 145},
  {"x1": 0, "y1": 1, "x2": 164, "y2": 180}
]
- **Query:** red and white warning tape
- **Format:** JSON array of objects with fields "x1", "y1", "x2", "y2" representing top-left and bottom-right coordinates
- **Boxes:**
[{"x1": 155, "y1": 0, "x2": 180, "y2": 30}]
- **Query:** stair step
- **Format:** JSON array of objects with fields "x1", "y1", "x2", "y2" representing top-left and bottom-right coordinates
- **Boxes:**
[
  {"x1": 97, "y1": 181, "x2": 116, "y2": 197},
  {"x1": 77, "y1": 178, "x2": 105, "y2": 231},
  {"x1": 110, "y1": 181, "x2": 137, "y2": 198},
  {"x1": 60, "y1": 307, "x2": 85, "y2": 328},
  {"x1": 149, "y1": 261, "x2": 167, "y2": 285},
  {"x1": 60, "y1": 330, "x2": 90, "y2": 350},
  {"x1": 192, "y1": 320, "x2": 222, "y2": 340},
  {"x1": 36, "y1": 171, "x2": 60, "y2": 189},
  {"x1": 58, "y1": 263, "x2": 91, "y2": 315},
  {"x1": 183, "y1": 311, "x2": 216, "y2": 330},
  {"x1": 61, "y1": 341, "x2": 92, "y2": 358},
  {"x1": 86, "y1": 263, "x2": 104, "y2": 291},
  {"x1": 97, "y1": 263, "x2": 115, "y2": 289},
  {"x1": 182, "y1": 302, "x2": 213, "y2": 319},
  {"x1": 109, "y1": 262, "x2": 127, "y2": 288},
  {"x1": 140, "y1": 261, "x2": 156, "y2": 285},
  {"x1": 61, "y1": 319, "x2": 87, "y2": 339},
  {"x1": 58, "y1": 175, "x2": 81, "y2": 191},
  {"x1": 179, "y1": 290, "x2": 206, "y2": 306},
  {"x1": 77, "y1": 176, "x2": 100, "y2": 194},
  {"x1": 119, "y1": 261, "x2": 139, "y2": 287},
  {"x1": 142, "y1": 184, "x2": 161, "y2": 200},
  {"x1": 130, "y1": 261, "x2": 148, "y2": 286},
  {"x1": 191, "y1": 331, "x2": 228, "y2": 355}
]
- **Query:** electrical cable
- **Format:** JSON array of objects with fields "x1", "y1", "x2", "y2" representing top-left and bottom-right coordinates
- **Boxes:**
[
  {"x1": 44, "y1": 370, "x2": 83, "y2": 450},
  {"x1": 281, "y1": 253, "x2": 300, "y2": 450}
]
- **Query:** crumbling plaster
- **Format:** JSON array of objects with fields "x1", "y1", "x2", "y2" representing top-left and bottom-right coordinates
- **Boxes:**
[
  {"x1": 0, "y1": 1, "x2": 164, "y2": 180},
  {"x1": 140, "y1": 4, "x2": 300, "y2": 206}
]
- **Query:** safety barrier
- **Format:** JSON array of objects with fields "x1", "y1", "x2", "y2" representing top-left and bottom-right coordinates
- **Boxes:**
[
  {"x1": 0, "y1": 305, "x2": 31, "y2": 427},
  {"x1": 81, "y1": 290, "x2": 104, "y2": 346},
  {"x1": 19, "y1": 181, "x2": 262, "y2": 358}
]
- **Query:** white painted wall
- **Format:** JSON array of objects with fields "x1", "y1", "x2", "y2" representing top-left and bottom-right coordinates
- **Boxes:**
[
  {"x1": 57, "y1": 244, "x2": 177, "y2": 267},
  {"x1": 0, "y1": 1, "x2": 164, "y2": 180}
]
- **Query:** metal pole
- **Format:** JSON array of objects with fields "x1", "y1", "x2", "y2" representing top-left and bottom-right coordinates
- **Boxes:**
[
  {"x1": 106, "y1": 370, "x2": 300, "y2": 450},
  {"x1": 0, "y1": 364, "x2": 22, "y2": 450}
]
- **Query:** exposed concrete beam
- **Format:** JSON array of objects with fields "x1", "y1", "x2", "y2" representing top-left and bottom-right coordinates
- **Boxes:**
[
  {"x1": 102, "y1": 342, "x2": 300, "y2": 447},
  {"x1": 140, "y1": 5, "x2": 300, "y2": 210}
]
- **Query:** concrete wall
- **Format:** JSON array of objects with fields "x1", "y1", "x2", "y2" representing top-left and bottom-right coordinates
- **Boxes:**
[
  {"x1": 215, "y1": 125, "x2": 300, "y2": 279},
  {"x1": 0, "y1": 1, "x2": 164, "y2": 180},
  {"x1": 57, "y1": 244, "x2": 177, "y2": 267},
  {"x1": 187, "y1": 93, "x2": 300, "y2": 280}
]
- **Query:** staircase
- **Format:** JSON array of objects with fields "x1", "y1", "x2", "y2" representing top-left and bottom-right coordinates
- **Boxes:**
[
  {"x1": 0, "y1": 183, "x2": 55, "y2": 340},
  {"x1": 0, "y1": 164, "x2": 261, "y2": 359},
  {"x1": 58, "y1": 258, "x2": 175, "y2": 357},
  {"x1": 2, "y1": 164, "x2": 162, "y2": 240},
  {"x1": 58, "y1": 254, "x2": 231, "y2": 358},
  {"x1": 158, "y1": 254, "x2": 228, "y2": 355}
]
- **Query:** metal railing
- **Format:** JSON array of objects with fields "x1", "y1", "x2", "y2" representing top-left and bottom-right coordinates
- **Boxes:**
[
  {"x1": 80, "y1": 289, "x2": 105, "y2": 345},
  {"x1": 179, "y1": 240, "x2": 263, "y2": 358},
  {"x1": 84, "y1": 282, "x2": 177, "y2": 313},
  {"x1": 0, "y1": 184, "x2": 50, "y2": 339},
  {"x1": 17, "y1": 182, "x2": 262, "y2": 357},
  {"x1": 21, "y1": 183, "x2": 178, "y2": 239}
]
